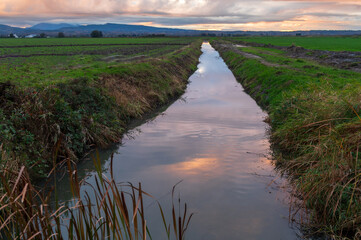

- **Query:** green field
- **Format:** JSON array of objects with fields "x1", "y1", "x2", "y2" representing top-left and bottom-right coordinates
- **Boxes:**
[
  {"x1": 0, "y1": 37, "x2": 194, "y2": 46},
  {"x1": 0, "y1": 37, "x2": 196, "y2": 87},
  {"x1": 231, "y1": 36, "x2": 361, "y2": 51}
]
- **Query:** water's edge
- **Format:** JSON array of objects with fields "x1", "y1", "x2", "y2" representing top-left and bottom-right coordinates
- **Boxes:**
[{"x1": 56, "y1": 43, "x2": 301, "y2": 240}]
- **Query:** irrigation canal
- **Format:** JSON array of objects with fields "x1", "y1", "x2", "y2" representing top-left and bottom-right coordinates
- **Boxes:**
[{"x1": 57, "y1": 42, "x2": 301, "y2": 239}]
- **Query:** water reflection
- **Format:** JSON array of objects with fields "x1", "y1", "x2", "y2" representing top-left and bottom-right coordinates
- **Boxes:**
[
  {"x1": 56, "y1": 43, "x2": 300, "y2": 239},
  {"x1": 168, "y1": 157, "x2": 219, "y2": 175}
]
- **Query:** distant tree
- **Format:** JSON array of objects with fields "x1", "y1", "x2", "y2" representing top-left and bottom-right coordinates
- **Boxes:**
[
  {"x1": 90, "y1": 30, "x2": 103, "y2": 38},
  {"x1": 9, "y1": 33, "x2": 15, "y2": 38},
  {"x1": 144, "y1": 34, "x2": 165, "y2": 37},
  {"x1": 58, "y1": 32, "x2": 65, "y2": 38},
  {"x1": 40, "y1": 33, "x2": 46, "y2": 38}
]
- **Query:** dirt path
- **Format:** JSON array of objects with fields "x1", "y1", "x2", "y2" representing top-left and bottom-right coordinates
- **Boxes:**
[{"x1": 229, "y1": 44, "x2": 284, "y2": 68}]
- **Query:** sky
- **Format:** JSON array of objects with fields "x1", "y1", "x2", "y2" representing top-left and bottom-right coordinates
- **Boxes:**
[{"x1": 0, "y1": 0, "x2": 361, "y2": 31}]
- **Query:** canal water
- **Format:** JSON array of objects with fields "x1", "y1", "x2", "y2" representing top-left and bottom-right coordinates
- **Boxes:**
[{"x1": 57, "y1": 42, "x2": 300, "y2": 239}]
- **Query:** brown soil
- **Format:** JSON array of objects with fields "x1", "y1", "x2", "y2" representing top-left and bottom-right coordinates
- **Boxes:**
[{"x1": 285, "y1": 45, "x2": 361, "y2": 73}]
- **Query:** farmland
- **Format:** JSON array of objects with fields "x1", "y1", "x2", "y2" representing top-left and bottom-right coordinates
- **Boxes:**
[
  {"x1": 0, "y1": 37, "x2": 194, "y2": 46},
  {"x1": 2, "y1": 35, "x2": 361, "y2": 239},
  {"x1": 0, "y1": 37, "x2": 197, "y2": 87},
  {"x1": 231, "y1": 36, "x2": 361, "y2": 51}
]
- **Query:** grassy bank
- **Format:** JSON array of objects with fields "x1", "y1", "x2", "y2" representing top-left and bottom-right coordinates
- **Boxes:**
[
  {"x1": 0, "y1": 39, "x2": 202, "y2": 178},
  {"x1": 212, "y1": 40, "x2": 361, "y2": 238}
]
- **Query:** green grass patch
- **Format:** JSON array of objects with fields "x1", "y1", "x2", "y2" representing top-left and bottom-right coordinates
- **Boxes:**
[
  {"x1": 238, "y1": 46, "x2": 361, "y2": 81},
  {"x1": 0, "y1": 37, "x2": 196, "y2": 46},
  {"x1": 0, "y1": 37, "x2": 196, "y2": 88},
  {"x1": 230, "y1": 36, "x2": 361, "y2": 51}
]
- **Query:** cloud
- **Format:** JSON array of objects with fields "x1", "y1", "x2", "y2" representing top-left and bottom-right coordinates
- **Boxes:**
[{"x1": 0, "y1": 0, "x2": 361, "y2": 30}]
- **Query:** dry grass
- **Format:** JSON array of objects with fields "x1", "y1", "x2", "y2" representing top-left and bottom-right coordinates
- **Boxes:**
[{"x1": 0, "y1": 152, "x2": 193, "y2": 240}]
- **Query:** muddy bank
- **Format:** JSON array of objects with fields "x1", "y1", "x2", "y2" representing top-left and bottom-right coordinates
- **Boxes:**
[
  {"x1": 233, "y1": 40, "x2": 361, "y2": 73},
  {"x1": 0, "y1": 41, "x2": 202, "y2": 178}
]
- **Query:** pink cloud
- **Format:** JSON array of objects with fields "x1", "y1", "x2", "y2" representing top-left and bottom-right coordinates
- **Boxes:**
[{"x1": 1, "y1": 0, "x2": 361, "y2": 30}]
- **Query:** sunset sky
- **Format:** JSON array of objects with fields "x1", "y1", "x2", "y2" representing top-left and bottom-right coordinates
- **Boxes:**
[{"x1": 1, "y1": 0, "x2": 361, "y2": 31}]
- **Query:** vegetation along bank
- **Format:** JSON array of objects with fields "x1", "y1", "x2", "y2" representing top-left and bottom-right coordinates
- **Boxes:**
[
  {"x1": 0, "y1": 38, "x2": 202, "y2": 178},
  {"x1": 212, "y1": 39, "x2": 361, "y2": 239}
]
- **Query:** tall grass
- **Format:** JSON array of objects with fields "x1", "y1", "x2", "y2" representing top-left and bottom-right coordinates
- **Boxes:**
[
  {"x1": 212, "y1": 40, "x2": 361, "y2": 239},
  {"x1": 0, "y1": 152, "x2": 193, "y2": 240},
  {"x1": 0, "y1": 41, "x2": 202, "y2": 179}
]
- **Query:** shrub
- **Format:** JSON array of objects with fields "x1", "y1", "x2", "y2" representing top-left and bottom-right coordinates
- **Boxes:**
[{"x1": 90, "y1": 30, "x2": 103, "y2": 38}]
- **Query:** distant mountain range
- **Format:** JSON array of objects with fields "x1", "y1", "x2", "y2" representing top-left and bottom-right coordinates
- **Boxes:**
[
  {"x1": 0, "y1": 23, "x2": 201, "y2": 37},
  {"x1": 30, "y1": 23, "x2": 78, "y2": 30},
  {"x1": 1, "y1": 23, "x2": 361, "y2": 37},
  {"x1": 53, "y1": 23, "x2": 200, "y2": 36}
]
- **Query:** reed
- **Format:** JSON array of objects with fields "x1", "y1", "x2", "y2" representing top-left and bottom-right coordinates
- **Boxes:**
[{"x1": 0, "y1": 152, "x2": 193, "y2": 240}]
